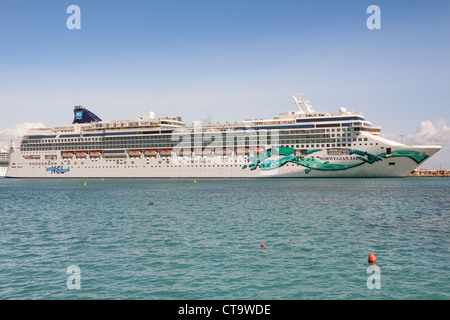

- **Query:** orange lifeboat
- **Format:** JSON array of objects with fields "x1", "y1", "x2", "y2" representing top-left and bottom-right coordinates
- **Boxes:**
[
  {"x1": 129, "y1": 150, "x2": 142, "y2": 157},
  {"x1": 254, "y1": 147, "x2": 265, "y2": 155},
  {"x1": 144, "y1": 150, "x2": 157, "y2": 157},
  {"x1": 215, "y1": 148, "x2": 232, "y2": 155},
  {"x1": 237, "y1": 147, "x2": 250, "y2": 155},
  {"x1": 160, "y1": 150, "x2": 172, "y2": 157}
]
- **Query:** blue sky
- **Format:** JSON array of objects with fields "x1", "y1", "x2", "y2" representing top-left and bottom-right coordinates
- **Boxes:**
[{"x1": 1, "y1": 0, "x2": 449, "y2": 167}]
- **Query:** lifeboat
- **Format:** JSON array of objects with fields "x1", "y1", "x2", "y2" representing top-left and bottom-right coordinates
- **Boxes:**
[
  {"x1": 215, "y1": 147, "x2": 232, "y2": 155},
  {"x1": 144, "y1": 150, "x2": 157, "y2": 157},
  {"x1": 62, "y1": 152, "x2": 74, "y2": 158},
  {"x1": 254, "y1": 147, "x2": 265, "y2": 155},
  {"x1": 194, "y1": 148, "x2": 204, "y2": 156},
  {"x1": 129, "y1": 150, "x2": 142, "y2": 157},
  {"x1": 236, "y1": 147, "x2": 250, "y2": 155},
  {"x1": 89, "y1": 151, "x2": 101, "y2": 158},
  {"x1": 75, "y1": 152, "x2": 87, "y2": 158},
  {"x1": 160, "y1": 149, "x2": 173, "y2": 157}
]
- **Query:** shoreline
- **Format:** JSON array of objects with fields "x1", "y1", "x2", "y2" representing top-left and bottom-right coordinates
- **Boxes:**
[{"x1": 407, "y1": 169, "x2": 450, "y2": 177}]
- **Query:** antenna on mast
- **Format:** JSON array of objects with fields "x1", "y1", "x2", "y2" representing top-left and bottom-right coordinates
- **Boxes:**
[
  {"x1": 292, "y1": 93, "x2": 314, "y2": 114},
  {"x1": 292, "y1": 94, "x2": 305, "y2": 114}
]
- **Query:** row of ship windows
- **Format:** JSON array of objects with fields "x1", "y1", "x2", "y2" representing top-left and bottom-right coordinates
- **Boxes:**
[
  {"x1": 35, "y1": 164, "x2": 245, "y2": 169},
  {"x1": 28, "y1": 127, "x2": 358, "y2": 144},
  {"x1": 30, "y1": 160, "x2": 246, "y2": 166},
  {"x1": 30, "y1": 131, "x2": 355, "y2": 142},
  {"x1": 282, "y1": 141, "x2": 376, "y2": 148},
  {"x1": 21, "y1": 138, "x2": 369, "y2": 152},
  {"x1": 24, "y1": 162, "x2": 341, "y2": 169},
  {"x1": 24, "y1": 137, "x2": 360, "y2": 150},
  {"x1": 22, "y1": 132, "x2": 358, "y2": 146},
  {"x1": 23, "y1": 143, "x2": 379, "y2": 153},
  {"x1": 22, "y1": 136, "x2": 367, "y2": 146},
  {"x1": 24, "y1": 136, "x2": 340, "y2": 146}
]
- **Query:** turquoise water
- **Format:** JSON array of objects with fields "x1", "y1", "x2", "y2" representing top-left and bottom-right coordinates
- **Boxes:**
[{"x1": 0, "y1": 177, "x2": 449, "y2": 300}]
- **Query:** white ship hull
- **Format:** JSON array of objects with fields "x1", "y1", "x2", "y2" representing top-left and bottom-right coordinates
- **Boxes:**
[{"x1": 6, "y1": 145, "x2": 440, "y2": 179}]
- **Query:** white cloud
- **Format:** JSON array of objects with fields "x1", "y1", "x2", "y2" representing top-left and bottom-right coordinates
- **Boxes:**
[
  {"x1": 0, "y1": 122, "x2": 45, "y2": 151},
  {"x1": 381, "y1": 119, "x2": 450, "y2": 146},
  {"x1": 414, "y1": 119, "x2": 450, "y2": 145}
]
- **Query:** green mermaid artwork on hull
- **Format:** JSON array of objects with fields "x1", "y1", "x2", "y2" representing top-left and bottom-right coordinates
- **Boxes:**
[{"x1": 242, "y1": 146, "x2": 428, "y2": 174}]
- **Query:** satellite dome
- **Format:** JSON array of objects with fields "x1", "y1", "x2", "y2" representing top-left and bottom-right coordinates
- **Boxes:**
[{"x1": 339, "y1": 107, "x2": 347, "y2": 115}]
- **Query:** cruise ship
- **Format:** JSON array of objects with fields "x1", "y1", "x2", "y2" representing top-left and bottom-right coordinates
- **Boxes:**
[{"x1": 5, "y1": 94, "x2": 441, "y2": 179}]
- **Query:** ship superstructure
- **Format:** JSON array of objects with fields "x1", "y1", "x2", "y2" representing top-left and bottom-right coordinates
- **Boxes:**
[{"x1": 6, "y1": 95, "x2": 441, "y2": 178}]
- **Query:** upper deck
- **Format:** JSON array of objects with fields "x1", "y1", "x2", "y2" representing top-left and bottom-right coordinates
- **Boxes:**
[{"x1": 20, "y1": 95, "x2": 381, "y2": 141}]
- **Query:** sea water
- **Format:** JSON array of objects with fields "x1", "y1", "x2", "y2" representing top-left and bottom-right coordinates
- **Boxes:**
[{"x1": 0, "y1": 177, "x2": 449, "y2": 299}]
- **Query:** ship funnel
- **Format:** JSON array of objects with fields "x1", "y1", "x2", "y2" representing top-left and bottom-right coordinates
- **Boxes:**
[{"x1": 72, "y1": 106, "x2": 102, "y2": 124}]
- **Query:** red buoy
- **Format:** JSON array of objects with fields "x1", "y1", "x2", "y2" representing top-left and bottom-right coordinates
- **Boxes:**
[
  {"x1": 261, "y1": 243, "x2": 265, "y2": 248},
  {"x1": 368, "y1": 252, "x2": 376, "y2": 264}
]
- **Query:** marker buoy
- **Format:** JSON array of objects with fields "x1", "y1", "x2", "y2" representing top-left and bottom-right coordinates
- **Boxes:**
[
  {"x1": 261, "y1": 243, "x2": 265, "y2": 248},
  {"x1": 84, "y1": 181, "x2": 86, "y2": 186},
  {"x1": 368, "y1": 252, "x2": 376, "y2": 264},
  {"x1": 194, "y1": 179, "x2": 196, "y2": 183}
]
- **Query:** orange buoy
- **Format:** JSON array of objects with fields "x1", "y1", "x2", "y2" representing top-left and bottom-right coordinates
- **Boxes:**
[
  {"x1": 368, "y1": 252, "x2": 376, "y2": 264},
  {"x1": 261, "y1": 243, "x2": 265, "y2": 248}
]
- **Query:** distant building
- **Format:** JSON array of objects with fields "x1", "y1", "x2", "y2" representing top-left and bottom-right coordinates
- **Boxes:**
[{"x1": 408, "y1": 169, "x2": 450, "y2": 177}]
